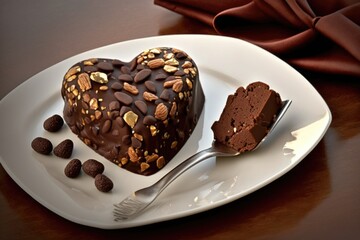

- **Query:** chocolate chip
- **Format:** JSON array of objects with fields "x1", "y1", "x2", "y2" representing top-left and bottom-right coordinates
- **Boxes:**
[
  {"x1": 97, "y1": 61, "x2": 114, "y2": 71},
  {"x1": 53, "y1": 139, "x2": 73, "y2": 159},
  {"x1": 111, "y1": 82, "x2": 123, "y2": 90},
  {"x1": 109, "y1": 110, "x2": 120, "y2": 120},
  {"x1": 31, "y1": 137, "x2": 53, "y2": 155},
  {"x1": 136, "y1": 64, "x2": 145, "y2": 71},
  {"x1": 135, "y1": 100, "x2": 147, "y2": 115},
  {"x1": 131, "y1": 137, "x2": 142, "y2": 148},
  {"x1": 120, "y1": 66, "x2": 131, "y2": 74},
  {"x1": 134, "y1": 69, "x2": 151, "y2": 83},
  {"x1": 143, "y1": 115, "x2": 157, "y2": 125},
  {"x1": 115, "y1": 116, "x2": 125, "y2": 127},
  {"x1": 111, "y1": 145, "x2": 119, "y2": 156},
  {"x1": 109, "y1": 101, "x2": 120, "y2": 111},
  {"x1": 129, "y1": 58, "x2": 137, "y2": 71},
  {"x1": 64, "y1": 159, "x2": 82, "y2": 178},
  {"x1": 144, "y1": 80, "x2": 157, "y2": 93},
  {"x1": 114, "y1": 92, "x2": 133, "y2": 105},
  {"x1": 118, "y1": 74, "x2": 133, "y2": 82},
  {"x1": 43, "y1": 114, "x2": 64, "y2": 132},
  {"x1": 175, "y1": 51, "x2": 187, "y2": 59},
  {"x1": 92, "y1": 126, "x2": 99, "y2": 135},
  {"x1": 84, "y1": 65, "x2": 98, "y2": 72},
  {"x1": 101, "y1": 119, "x2": 112, "y2": 134},
  {"x1": 174, "y1": 70, "x2": 185, "y2": 76},
  {"x1": 81, "y1": 101, "x2": 89, "y2": 110},
  {"x1": 155, "y1": 73, "x2": 167, "y2": 81},
  {"x1": 82, "y1": 159, "x2": 104, "y2": 178},
  {"x1": 94, "y1": 174, "x2": 113, "y2": 192},
  {"x1": 122, "y1": 135, "x2": 131, "y2": 145},
  {"x1": 112, "y1": 59, "x2": 124, "y2": 66},
  {"x1": 120, "y1": 106, "x2": 131, "y2": 116},
  {"x1": 160, "y1": 89, "x2": 170, "y2": 101}
]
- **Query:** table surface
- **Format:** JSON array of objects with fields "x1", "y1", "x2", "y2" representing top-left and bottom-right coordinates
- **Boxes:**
[{"x1": 1, "y1": 1, "x2": 359, "y2": 239}]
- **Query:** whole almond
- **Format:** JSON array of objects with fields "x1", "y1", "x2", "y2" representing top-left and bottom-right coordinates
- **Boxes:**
[{"x1": 147, "y1": 58, "x2": 165, "y2": 69}]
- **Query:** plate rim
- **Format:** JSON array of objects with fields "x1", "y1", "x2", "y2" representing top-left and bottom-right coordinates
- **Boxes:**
[{"x1": 0, "y1": 34, "x2": 332, "y2": 229}]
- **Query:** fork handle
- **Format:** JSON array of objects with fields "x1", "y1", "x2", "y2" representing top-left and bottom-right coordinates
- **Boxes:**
[{"x1": 146, "y1": 147, "x2": 218, "y2": 198}]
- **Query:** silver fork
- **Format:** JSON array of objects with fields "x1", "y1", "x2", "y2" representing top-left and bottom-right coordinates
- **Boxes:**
[{"x1": 113, "y1": 100, "x2": 292, "y2": 221}]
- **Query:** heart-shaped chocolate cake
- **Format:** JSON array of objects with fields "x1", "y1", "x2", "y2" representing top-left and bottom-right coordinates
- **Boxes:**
[{"x1": 61, "y1": 47, "x2": 205, "y2": 175}]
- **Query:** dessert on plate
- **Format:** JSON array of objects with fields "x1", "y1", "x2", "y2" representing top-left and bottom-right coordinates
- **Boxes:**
[{"x1": 61, "y1": 47, "x2": 205, "y2": 175}]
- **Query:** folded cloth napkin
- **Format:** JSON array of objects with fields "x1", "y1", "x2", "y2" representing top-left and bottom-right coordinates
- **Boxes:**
[{"x1": 155, "y1": 0, "x2": 360, "y2": 76}]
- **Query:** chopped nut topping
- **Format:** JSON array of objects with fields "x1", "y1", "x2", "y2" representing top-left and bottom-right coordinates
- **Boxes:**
[
  {"x1": 66, "y1": 75, "x2": 77, "y2": 82},
  {"x1": 123, "y1": 82, "x2": 139, "y2": 95},
  {"x1": 172, "y1": 80, "x2": 183, "y2": 93},
  {"x1": 150, "y1": 125, "x2": 157, "y2": 136},
  {"x1": 94, "y1": 110, "x2": 102, "y2": 120},
  {"x1": 123, "y1": 111, "x2": 138, "y2": 128},
  {"x1": 137, "y1": 56, "x2": 144, "y2": 64},
  {"x1": 156, "y1": 156, "x2": 165, "y2": 169},
  {"x1": 143, "y1": 91, "x2": 158, "y2": 101},
  {"x1": 72, "y1": 88, "x2": 79, "y2": 97},
  {"x1": 140, "y1": 162, "x2": 150, "y2": 172},
  {"x1": 154, "y1": 103, "x2": 168, "y2": 121},
  {"x1": 147, "y1": 53, "x2": 155, "y2": 59},
  {"x1": 163, "y1": 78, "x2": 182, "y2": 88},
  {"x1": 149, "y1": 48, "x2": 161, "y2": 54},
  {"x1": 171, "y1": 141, "x2": 178, "y2": 149},
  {"x1": 77, "y1": 73, "x2": 92, "y2": 91},
  {"x1": 90, "y1": 72, "x2": 108, "y2": 84},
  {"x1": 99, "y1": 86, "x2": 108, "y2": 91},
  {"x1": 65, "y1": 66, "x2": 80, "y2": 80},
  {"x1": 182, "y1": 61, "x2": 193, "y2": 68},
  {"x1": 186, "y1": 78, "x2": 193, "y2": 90},
  {"x1": 128, "y1": 146, "x2": 139, "y2": 162},
  {"x1": 169, "y1": 102, "x2": 177, "y2": 117},
  {"x1": 164, "y1": 52, "x2": 174, "y2": 60},
  {"x1": 163, "y1": 132, "x2": 170, "y2": 139},
  {"x1": 163, "y1": 65, "x2": 178, "y2": 73},
  {"x1": 89, "y1": 98, "x2": 98, "y2": 110},
  {"x1": 164, "y1": 58, "x2": 179, "y2": 66},
  {"x1": 83, "y1": 58, "x2": 98, "y2": 66},
  {"x1": 145, "y1": 153, "x2": 159, "y2": 163},
  {"x1": 133, "y1": 133, "x2": 143, "y2": 142},
  {"x1": 121, "y1": 157, "x2": 128, "y2": 165},
  {"x1": 83, "y1": 93, "x2": 90, "y2": 103}
]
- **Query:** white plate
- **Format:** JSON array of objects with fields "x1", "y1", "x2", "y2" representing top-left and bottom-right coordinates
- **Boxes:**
[{"x1": 0, "y1": 35, "x2": 331, "y2": 229}]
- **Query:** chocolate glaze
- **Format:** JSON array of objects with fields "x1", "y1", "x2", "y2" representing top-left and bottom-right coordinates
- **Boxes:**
[
  {"x1": 61, "y1": 47, "x2": 205, "y2": 175},
  {"x1": 212, "y1": 82, "x2": 282, "y2": 152}
]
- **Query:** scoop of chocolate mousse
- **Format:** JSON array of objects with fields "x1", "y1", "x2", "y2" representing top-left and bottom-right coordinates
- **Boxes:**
[{"x1": 211, "y1": 81, "x2": 282, "y2": 152}]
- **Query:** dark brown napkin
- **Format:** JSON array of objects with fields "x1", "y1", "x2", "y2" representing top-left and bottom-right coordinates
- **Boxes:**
[{"x1": 155, "y1": 0, "x2": 360, "y2": 76}]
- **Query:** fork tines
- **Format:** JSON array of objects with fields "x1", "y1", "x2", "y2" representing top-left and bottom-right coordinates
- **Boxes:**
[{"x1": 113, "y1": 196, "x2": 147, "y2": 221}]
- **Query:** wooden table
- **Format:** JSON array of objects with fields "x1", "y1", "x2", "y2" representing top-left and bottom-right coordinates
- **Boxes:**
[{"x1": 1, "y1": 1, "x2": 359, "y2": 239}]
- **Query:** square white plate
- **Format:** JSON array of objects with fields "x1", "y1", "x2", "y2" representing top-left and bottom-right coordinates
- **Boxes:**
[{"x1": 0, "y1": 35, "x2": 331, "y2": 229}]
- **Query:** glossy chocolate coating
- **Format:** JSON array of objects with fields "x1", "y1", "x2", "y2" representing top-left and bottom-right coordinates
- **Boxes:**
[{"x1": 61, "y1": 47, "x2": 205, "y2": 175}]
